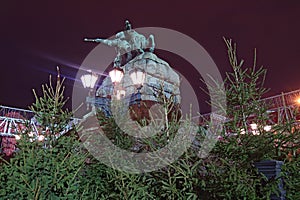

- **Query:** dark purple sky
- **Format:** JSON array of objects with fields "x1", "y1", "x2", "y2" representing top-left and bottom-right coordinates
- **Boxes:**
[{"x1": 1, "y1": 1, "x2": 300, "y2": 113}]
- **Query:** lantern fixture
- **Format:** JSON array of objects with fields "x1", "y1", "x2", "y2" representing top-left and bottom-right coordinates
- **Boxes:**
[
  {"x1": 129, "y1": 69, "x2": 146, "y2": 87},
  {"x1": 109, "y1": 67, "x2": 124, "y2": 84},
  {"x1": 81, "y1": 70, "x2": 98, "y2": 89}
]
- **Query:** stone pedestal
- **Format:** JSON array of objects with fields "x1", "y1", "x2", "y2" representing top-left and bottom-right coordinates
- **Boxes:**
[{"x1": 96, "y1": 52, "x2": 181, "y2": 119}]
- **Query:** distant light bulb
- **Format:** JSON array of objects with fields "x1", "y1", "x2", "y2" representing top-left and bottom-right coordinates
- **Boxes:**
[
  {"x1": 252, "y1": 130, "x2": 260, "y2": 135},
  {"x1": 264, "y1": 125, "x2": 272, "y2": 132},
  {"x1": 240, "y1": 128, "x2": 246, "y2": 135},
  {"x1": 250, "y1": 123, "x2": 258, "y2": 130},
  {"x1": 296, "y1": 97, "x2": 300, "y2": 104},
  {"x1": 14, "y1": 135, "x2": 21, "y2": 140},
  {"x1": 38, "y1": 135, "x2": 45, "y2": 141}
]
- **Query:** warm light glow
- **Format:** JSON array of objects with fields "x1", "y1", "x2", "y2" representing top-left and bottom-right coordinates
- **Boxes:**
[
  {"x1": 81, "y1": 70, "x2": 98, "y2": 88},
  {"x1": 14, "y1": 134, "x2": 21, "y2": 140},
  {"x1": 38, "y1": 135, "x2": 45, "y2": 141},
  {"x1": 296, "y1": 97, "x2": 300, "y2": 104},
  {"x1": 130, "y1": 69, "x2": 145, "y2": 86},
  {"x1": 250, "y1": 123, "x2": 258, "y2": 130},
  {"x1": 264, "y1": 125, "x2": 272, "y2": 132},
  {"x1": 28, "y1": 132, "x2": 34, "y2": 137},
  {"x1": 240, "y1": 128, "x2": 246, "y2": 135},
  {"x1": 252, "y1": 130, "x2": 260, "y2": 135},
  {"x1": 109, "y1": 68, "x2": 124, "y2": 83},
  {"x1": 250, "y1": 123, "x2": 260, "y2": 135}
]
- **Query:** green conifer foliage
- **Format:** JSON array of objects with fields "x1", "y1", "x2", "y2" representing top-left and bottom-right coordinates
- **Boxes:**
[{"x1": 0, "y1": 67, "x2": 86, "y2": 199}]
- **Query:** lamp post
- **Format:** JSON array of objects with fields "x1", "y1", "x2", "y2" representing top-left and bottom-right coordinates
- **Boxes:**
[
  {"x1": 81, "y1": 70, "x2": 98, "y2": 89},
  {"x1": 80, "y1": 70, "x2": 99, "y2": 110}
]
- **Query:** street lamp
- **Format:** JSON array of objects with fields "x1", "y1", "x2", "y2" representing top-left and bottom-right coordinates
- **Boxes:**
[
  {"x1": 109, "y1": 67, "x2": 125, "y2": 100},
  {"x1": 81, "y1": 70, "x2": 99, "y2": 110},
  {"x1": 129, "y1": 69, "x2": 146, "y2": 87},
  {"x1": 81, "y1": 70, "x2": 98, "y2": 89},
  {"x1": 109, "y1": 67, "x2": 124, "y2": 85},
  {"x1": 129, "y1": 69, "x2": 146, "y2": 107}
]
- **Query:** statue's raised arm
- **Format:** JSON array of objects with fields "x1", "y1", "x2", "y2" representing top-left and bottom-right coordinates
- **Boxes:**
[
  {"x1": 83, "y1": 38, "x2": 97, "y2": 42},
  {"x1": 84, "y1": 38, "x2": 105, "y2": 43},
  {"x1": 84, "y1": 37, "x2": 130, "y2": 49}
]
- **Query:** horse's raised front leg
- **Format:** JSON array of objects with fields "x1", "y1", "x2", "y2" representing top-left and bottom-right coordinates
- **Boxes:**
[
  {"x1": 113, "y1": 51, "x2": 122, "y2": 67},
  {"x1": 148, "y1": 34, "x2": 155, "y2": 52}
]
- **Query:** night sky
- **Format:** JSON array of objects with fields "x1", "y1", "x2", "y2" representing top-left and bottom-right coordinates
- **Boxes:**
[{"x1": 1, "y1": 1, "x2": 300, "y2": 114}]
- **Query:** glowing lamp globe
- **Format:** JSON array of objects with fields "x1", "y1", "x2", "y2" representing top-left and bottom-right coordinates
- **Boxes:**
[
  {"x1": 109, "y1": 68, "x2": 124, "y2": 84},
  {"x1": 129, "y1": 69, "x2": 145, "y2": 86},
  {"x1": 81, "y1": 70, "x2": 98, "y2": 89}
]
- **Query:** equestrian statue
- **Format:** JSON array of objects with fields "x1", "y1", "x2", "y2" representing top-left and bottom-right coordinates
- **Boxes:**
[{"x1": 84, "y1": 20, "x2": 155, "y2": 67}]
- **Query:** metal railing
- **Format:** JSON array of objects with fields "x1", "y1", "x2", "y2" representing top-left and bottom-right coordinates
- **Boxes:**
[
  {"x1": 0, "y1": 105, "x2": 80, "y2": 137},
  {"x1": 195, "y1": 89, "x2": 300, "y2": 124}
]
